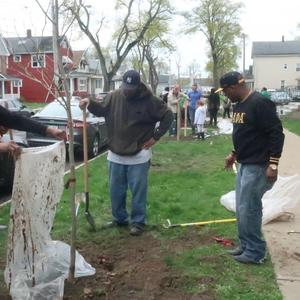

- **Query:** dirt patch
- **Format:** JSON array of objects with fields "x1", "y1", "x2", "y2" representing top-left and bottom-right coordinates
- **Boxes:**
[
  {"x1": 62, "y1": 229, "x2": 217, "y2": 300},
  {"x1": 0, "y1": 228, "x2": 218, "y2": 300}
]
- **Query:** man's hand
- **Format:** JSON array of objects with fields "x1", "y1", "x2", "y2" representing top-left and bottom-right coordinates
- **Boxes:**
[
  {"x1": 143, "y1": 138, "x2": 157, "y2": 149},
  {"x1": 225, "y1": 152, "x2": 236, "y2": 170},
  {"x1": 266, "y1": 166, "x2": 278, "y2": 183},
  {"x1": 0, "y1": 126, "x2": 8, "y2": 136},
  {"x1": 79, "y1": 98, "x2": 90, "y2": 110},
  {"x1": 0, "y1": 141, "x2": 22, "y2": 158},
  {"x1": 46, "y1": 127, "x2": 67, "y2": 141}
]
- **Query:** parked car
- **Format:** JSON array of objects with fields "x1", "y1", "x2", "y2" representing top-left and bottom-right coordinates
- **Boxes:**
[
  {"x1": 269, "y1": 91, "x2": 292, "y2": 105},
  {"x1": 0, "y1": 136, "x2": 28, "y2": 192},
  {"x1": 0, "y1": 98, "x2": 34, "y2": 117},
  {"x1": 289, "y1": 89, "x2": 300, "y2": 101},
  {"x1": 95, "y1": 92, "x2": 108, "y2": 103},
  {"x1": 27, "y1": 100, "x2": 108, "y2": 157}
]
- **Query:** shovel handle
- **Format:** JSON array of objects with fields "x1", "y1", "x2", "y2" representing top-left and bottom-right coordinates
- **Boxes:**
[
  {"x1": 82, "y1": 107, "x2": 89, "y2": 193},
  {"x1": 163, "y1": 218, "x2": 237, "y2": 228}
]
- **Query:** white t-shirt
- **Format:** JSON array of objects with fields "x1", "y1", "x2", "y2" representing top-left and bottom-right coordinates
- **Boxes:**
[
  {"x1": 194, "y1": 106, "x2": 207, "y2": 125},
  {"x1": 107, "y1": 149, "x2": 152, "y2": 165}
]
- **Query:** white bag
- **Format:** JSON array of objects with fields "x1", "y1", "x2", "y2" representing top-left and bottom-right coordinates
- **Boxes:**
[
  {"x1": 5, "y1": 142, "x2": 95, "y2": 300},
  {"x1": 220, "y1": 175, "x2": 300, "y2": 224}
]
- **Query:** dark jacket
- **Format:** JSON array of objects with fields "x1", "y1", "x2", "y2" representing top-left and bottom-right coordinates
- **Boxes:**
[
  {"x1": 232, "y1": 91, "x2": 284, "y2": 164},
  {"x1": 87, "y1": 83, "x2": 173, "y2": 156},
  {"x1": 0, "y1": 105, "x2": 47, "y2": 136},
  {"x1": 207, "y1": 93, "x2": 220, "y2": 110}
]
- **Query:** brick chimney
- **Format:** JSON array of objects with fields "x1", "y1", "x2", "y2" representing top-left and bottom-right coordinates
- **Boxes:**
[{"x1": 26, "y1": 29, "x2": 32, "y2": 39}]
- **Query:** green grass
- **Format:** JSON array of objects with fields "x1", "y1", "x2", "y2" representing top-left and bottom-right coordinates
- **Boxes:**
[
  {"x1": 282, "y1": 118, "x2": 300, "y2": 136},
  {"x1": 22, "y1": 101, "x2": 48, "y2": 110},
  {"x1": 0, "y1": 135, "x2": 282, "y2": 299}
]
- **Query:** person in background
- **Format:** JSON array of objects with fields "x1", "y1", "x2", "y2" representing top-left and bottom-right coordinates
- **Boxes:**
[
  {"x1": 167, "y1": 84, "x2": 182, "y2": 136},
  {"x1": 187, "y1": 84, "x2": 202, "y2": 135},
  {"x1": 261, "y1": 87, "x2": 271, "y2": 99},
  {"x1": 221, "y1": 94, "x2": 232, "y2": 118},
  {"x1": 0, "y1": 105, "x2": 66, "y2": 157},
  {"x1": 160, "y1": 86, "x2": 169, "y2": 104},
  {"x1": 79, "y1": 70, "x2": 173, "y2": 236},
  {"x1": 207, "y1": 88, "x2": 220, "y2": 126},
  {"x1": 194, "y1": 99, "x2": 206, "y2": 140},
  {"x1": 217, "y1": 71, "x2": 284, "y2": 264}
]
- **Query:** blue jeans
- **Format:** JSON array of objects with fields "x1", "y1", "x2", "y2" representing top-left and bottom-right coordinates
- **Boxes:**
[
  {"x1": 108, "y1": 161, "x2": 150, "y2": 226},
  {"x1": 169, "y1": 113, "x2": 177, "y2": 135},
  {"x1": 235, "y1": 164, "x2": 274, "y2": 261},
  {"x1": 188, "y1": 107, "x2": 196, "y2": 133}
]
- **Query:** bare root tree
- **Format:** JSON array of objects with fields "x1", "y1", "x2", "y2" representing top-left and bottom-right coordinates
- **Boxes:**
[
  {"x1": 65, "y1": 0, "x2": 171, "y2": 91},
  {"x1": 183, "y1": 0, "x2": 243, "y2": 86}
]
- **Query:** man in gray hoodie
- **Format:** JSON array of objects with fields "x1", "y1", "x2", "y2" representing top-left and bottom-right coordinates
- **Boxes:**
[{"x1": 80, "y1": 70, "x2": 173, "y2": 235}]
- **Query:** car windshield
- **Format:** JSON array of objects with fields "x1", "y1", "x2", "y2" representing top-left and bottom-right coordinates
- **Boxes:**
[{"x1": 37, "y1": 101, "x2": 82, "y2": 118}]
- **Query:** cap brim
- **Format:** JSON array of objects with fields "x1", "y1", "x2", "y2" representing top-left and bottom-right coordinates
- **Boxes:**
[
  {"x1": 121, "y1": 82, "x2": 139, "y2": 90},
  {"x1": 215, "y1": 87, "x2": 223, "y2": 93}
]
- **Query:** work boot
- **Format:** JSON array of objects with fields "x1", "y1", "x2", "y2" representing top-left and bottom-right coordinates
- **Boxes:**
[
  {"x1": 227, "y1": 247, "x2": 243, "y2": 256},
  {"x1": 103, "y1": 221, "x2": 128, "y2": 229},
  {"x1": 200, "y1": 132, "x2": 205, "y2": 140},
  {"x1": 233, "y1": 254, "x2": 265, "y2": 265},
  {"x1": 130, "y1": 224, "x2": 144, "y2": 236}
]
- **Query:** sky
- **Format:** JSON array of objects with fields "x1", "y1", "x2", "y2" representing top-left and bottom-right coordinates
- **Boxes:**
[{"x1": 0, "y1": 0, "x2": 299, "y2": 76}]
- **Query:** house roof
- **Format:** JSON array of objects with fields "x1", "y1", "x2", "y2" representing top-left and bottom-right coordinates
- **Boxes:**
[
  {"x1": 4, "y1": 35, "x2": 67, "y2": 55},
  {"x1": 87, "y1": 59, "x2": 102, "y2": 74},
  {"x1": 252, "y1": 41, "x2": 300, "y2": 57},
  {"x1": 0, "y1": 35, "x2": 9, "y2": 56},
  {"x1": 72, "y1": 50, "x2": 85, "y2": 68}
]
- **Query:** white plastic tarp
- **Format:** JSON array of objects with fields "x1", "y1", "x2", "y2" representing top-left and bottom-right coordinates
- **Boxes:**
[
  {"x1": 217, "y1": 119, "x2": 233, "y2": 135},
  {"x1": 4, "y1": 142, "x2": 95, "y2": 300},
  {"x1": 220, "y1": 175, "x2": 300, "y2": 224}
]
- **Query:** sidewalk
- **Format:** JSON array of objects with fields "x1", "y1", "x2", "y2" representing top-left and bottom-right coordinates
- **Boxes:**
[{"x1": 263, "y1": 129, "x2": 300, "y2": 300}]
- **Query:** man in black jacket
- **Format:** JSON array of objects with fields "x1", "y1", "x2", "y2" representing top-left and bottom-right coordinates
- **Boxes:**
[
  {"x1": 0, "y1": 105, "x2": 66, "y2": 156},
  {"x1": 217, "y1": 71, "x2": 285, "y2": 264},
  {"x1": 80, "y1": 70, "x2": 173, "y2": 235}
]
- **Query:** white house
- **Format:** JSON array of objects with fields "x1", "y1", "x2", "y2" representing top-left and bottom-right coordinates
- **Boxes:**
[{"x1": 252, "y1": 40, "x2": 300, "y2": 90}]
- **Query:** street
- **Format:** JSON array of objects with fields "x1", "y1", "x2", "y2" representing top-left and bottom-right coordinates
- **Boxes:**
[{"x1": 0, "y1": 147, "x2": 107, "y2": 205}]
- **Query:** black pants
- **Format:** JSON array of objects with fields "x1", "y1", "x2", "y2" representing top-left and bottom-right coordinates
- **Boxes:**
[
  {"x1": 209, "y1": 109, "x2": 218, "y2": 126},
  {"x1": 223, "y1": 108, "x2": 230, "y2": 118}
]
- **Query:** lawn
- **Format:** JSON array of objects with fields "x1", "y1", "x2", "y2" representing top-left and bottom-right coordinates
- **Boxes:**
[{"x1": 0, "y1": 134, "x2": 282, "y2": 300}]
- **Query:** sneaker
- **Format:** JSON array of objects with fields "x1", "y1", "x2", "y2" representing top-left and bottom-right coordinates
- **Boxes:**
[
  {"x1": 103, "y1": 221, "x2": 128, "y2": 229},
  {"x1": 130, "y1": 225, "x2": 144, "y2": 236},
  {"x1": 233, "y1": 254, "x2": 264, "y2": 265},
  {"x1": 227, "y1": 247, "x2": 244, "y2": 256}
]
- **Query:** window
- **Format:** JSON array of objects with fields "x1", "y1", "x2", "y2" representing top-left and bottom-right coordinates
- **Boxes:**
[
  {"x1": 79, "y1": 78, "x2": 87, "y2": 91},
  {"x1": 283, "y1": 64, "x2": 288, "y2": 69},
  {"x1": 281, "y1": 80, "x2": 285, "y2": 89},
  {"x1": 95, "y1": 79, "x2": 103, "y2": 89},
  {"x1": 13, "y1": 55, "x2": 21, "y2": 63},
  {"x1": 13, "y1": 80, "x2": 22, "y2": 88},
  {"x1": 296, "y1": 63, "x2": 300, "y2": 72},
  {"x1": 31, "y1": 54, "x2": 45, "y2": 68}
]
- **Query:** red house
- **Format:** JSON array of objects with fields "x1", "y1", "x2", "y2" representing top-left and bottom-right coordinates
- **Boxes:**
[
  {"x1": 5, "y1": 30, "x2": 105, "y2": 102},
  {"x1": 0, "y1": 35, "x2": 21, "y2": 100},
  {"x1": 5, "y1": 30, "x2": 74, "y2": 102}
]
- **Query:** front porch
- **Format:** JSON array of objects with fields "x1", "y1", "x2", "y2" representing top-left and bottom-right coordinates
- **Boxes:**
[{"x1": 0, "y1": 73, "x2": 21, "y2": 99}]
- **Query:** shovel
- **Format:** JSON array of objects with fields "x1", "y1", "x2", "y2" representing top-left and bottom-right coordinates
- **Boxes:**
[
  {"x1": 82, "y1": 106, "x2": 96, "y2": 231},
  {"x1": 163, "y1": 218, "x2": 236, "y2": 229}
]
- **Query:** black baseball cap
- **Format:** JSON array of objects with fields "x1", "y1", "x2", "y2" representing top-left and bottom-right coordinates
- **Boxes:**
[
  {"x1": 215, "y1": 71, "x2": 245, "y2": 93},
  {"x1": 121, "y1": 70, "x2": 141, "y2": 90}
]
